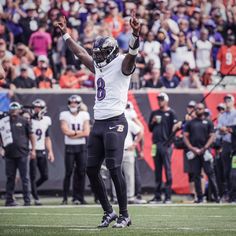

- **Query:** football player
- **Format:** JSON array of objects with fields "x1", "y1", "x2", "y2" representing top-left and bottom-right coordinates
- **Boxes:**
[
  {"x1": 55, "y1": 11, "x2": 140, "y2": 228},
  {"x1": 30, "y1": 99, "x2": 55, "y2": 205},
  {"x1": 60, "y1": 95, "x2": 90, "y2": 205}
]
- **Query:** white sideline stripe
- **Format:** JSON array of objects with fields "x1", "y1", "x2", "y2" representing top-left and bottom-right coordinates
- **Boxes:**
[
  {"x1": 0, "y1": 212, "x2": 101, "y2": 216},
  {"x1": 0, "y1": 212, "x2": 235, "y2": 219},
  {"x1": 0, "y1": 224, "x2": 95, "y2": 228},
  {"x1": 0, "y1": 203, "x2": 234, "y2": 210},
  {"x1": 1, "y1": 224, "x2": 236, "y2": 232}
]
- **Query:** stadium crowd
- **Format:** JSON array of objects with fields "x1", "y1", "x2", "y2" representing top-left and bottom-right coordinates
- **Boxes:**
[{"x1": 0, "y1": 0, "x2": 236, "y2": 90}]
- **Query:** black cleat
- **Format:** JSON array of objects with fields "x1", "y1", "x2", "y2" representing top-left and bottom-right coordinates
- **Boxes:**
[
  {"x1": 194, "y1": 198, "x2": 203, "y2": 204},
  {"x1": 61, "y1": 199, "x2": 68, "y2": 205},
  {"x1": 112, "y1": 215, "x2": 132, "y2": 228},
  {"x1": 34, "y1": 200, "x2": 42, "y2": 206},
  {"x1": 5, "y1": 201, "x2": 18, "y2": 207},
  {"x1": 24, "y1": 202, "x2": 31, "y2": 206},
  {"x1": 97, "y1": 211, "x2": 118, "y2": 228}
]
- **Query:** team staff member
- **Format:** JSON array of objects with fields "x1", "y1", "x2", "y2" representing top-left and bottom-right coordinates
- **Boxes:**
[
  {"x1": 0, "y1": 102, "x2": 36, "y2": 206},
  {"x1": 184, "y1": 103, "x2": 219, "y2": 203},
  {"x1": 60, "y1": 95, "x2": 90, "y2": 205},
  {"x1": 30, "y1": 99, "x2": 55, "y2": 206},
  {"x1": 148, "y1": 93, "x2": 177, "y2": 204},
  {"x1": 217, "y1": 94, "x2": 236, "y2": 201},
  {"x1": 174, "y1": 100, "x2": 197, "y2": 200}
]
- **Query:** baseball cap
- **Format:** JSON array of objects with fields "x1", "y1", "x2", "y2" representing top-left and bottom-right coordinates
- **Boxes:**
[
  {"x1": 217, "y1": 103, "x2": 226, "y2": 111},
  {"x1": 38, "y1": 55, "x2": 48, "y2": 63},
  {"x1": 9, "y1": 102, "x2": 22, "y2": 110},
  {"x1": 205, "y1": 19, "x2": 216, "y2": 28},
  {"x1": 25, "y1": 2, "x2": 37, "y2": 11},
  {"x1": 204, "y1": 108, "x2": 211, "y2": 116},
  {"x1": 224, "y1": 94, "x2": 235, "y2": 102},
  {"x1": 188, "y1": 100, "x2": 196, "y2": 107},
  {"x1": 157, "y1": 92, "x2": 169, "y2": 102},
  {"x1": 85, "y1": 0, "x2": 95, "y2": 4},
  {"x1": 20, "y1": 64, "x2": 28, "y2": 71}
]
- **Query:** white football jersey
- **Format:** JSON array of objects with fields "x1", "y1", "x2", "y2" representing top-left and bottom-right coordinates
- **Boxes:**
[
  {"x1": 32, "y1": 116, "x2": 52, "y2": 150},
  {"x1": 94, "y1": 54, "x2": 131, "y2": 120},
  {"x1": 59, "y1": 110, "x2": 90, "y2": 145}
]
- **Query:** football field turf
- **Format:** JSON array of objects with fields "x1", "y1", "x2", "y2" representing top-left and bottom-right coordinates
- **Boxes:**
[{"x1": 0, "y1": 203, "x2": 236, "y2": 236}]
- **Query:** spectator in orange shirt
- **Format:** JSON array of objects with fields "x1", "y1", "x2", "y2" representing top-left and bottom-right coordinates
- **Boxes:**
[
  {"x1": 33, "y1": 55, "x2": 53, "y2": 79},
  {"x1": 217, "y1": 34, "x2": 236, "y2": 76},
  {"x1": 11, "y1": 43, "x2": 35, "y2": 66},
  {"x1": 59, "y1": 66, "x2": 80, "y2": 89},
  {"x1": 104, "y1": 1, "x2": 124, "y2": 38},
  {"x1": 35, "y1": 63, "x2": 53, "y2": 89}
]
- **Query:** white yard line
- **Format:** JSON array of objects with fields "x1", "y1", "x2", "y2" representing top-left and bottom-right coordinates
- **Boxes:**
[
  {"x1": 0, "y1": 224, "x2": 235, "y2": 232},
  {"x1": 0, "y1": 212, "x2": 235, "y2": 218},
  {"x1": 0, "y1": 224, "x2": 95, "y2": 228},
  {"x1": 0, "y1": 203, "x2": 234, "y2": 210}
]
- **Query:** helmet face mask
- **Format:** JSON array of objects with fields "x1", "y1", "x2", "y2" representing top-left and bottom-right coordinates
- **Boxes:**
[
  {"x1": 92, "y1": 36, "x2": 119, "y2": 68},
  {"x1": 32, "y1": 99, "x2": 47, "y2": 119},
  {"x1": 68, "y1": 95, "x2": 82, "y2": 113}
]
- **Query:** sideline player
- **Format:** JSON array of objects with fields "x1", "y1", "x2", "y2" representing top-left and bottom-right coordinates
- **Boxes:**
[
  {"x1": 30, "y1": 99, "x2": 55, "y2": 205},
  {"x1": 55, "y1": 11, "x2": 140, "y2": 228},
  {"x1": 60, "y1": 95, "x2": 90, "y2": 205}
]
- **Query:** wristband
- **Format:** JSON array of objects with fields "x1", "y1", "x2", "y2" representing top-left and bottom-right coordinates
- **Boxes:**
[
  {"x1": 63, "y1": 33, "x2": 71, "y2": 41},
  {"x1": 129, "y1": 47, "x2": 139, "y2": 55},
  {"x1": 129, "y1": 33, "x2": 139, "y2": 55}
]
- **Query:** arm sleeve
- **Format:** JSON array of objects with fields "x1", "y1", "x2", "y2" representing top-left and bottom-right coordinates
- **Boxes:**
[
  {"x1": 59, "y1": 111, "x2": 66, "y2": 121},
  {"x1": 45, "y1": 127, "x2": 50, "y2": 137},
  {"x1": 172, "y1": 110, "x2": 178, "y2": 125},
  {"x1": 148, "y1": 111, "x2": 155, "y2": 132},
  {"x1": 26, "y1": 120, "x2": 33, "y2": 137},
  {"x1": 217, "y1": 114, "x2": 223, "y2": 128},
  {"x1": 45, "y1": 117, "x2": 52, "y2": 137},
  {"x1": 184, "y1": 121, "x2": 190, "y2": 133},
  {"x1": 84, "y1": 112, "x2": 90, "y2": 121},
  {"x1": 209, "y1": 121, "x2": 215, "y2": 134}
]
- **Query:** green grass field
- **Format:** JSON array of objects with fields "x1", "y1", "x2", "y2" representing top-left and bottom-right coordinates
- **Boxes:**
[{"x1": 0, "y1": 200, "x2": 236, "y2": 236}]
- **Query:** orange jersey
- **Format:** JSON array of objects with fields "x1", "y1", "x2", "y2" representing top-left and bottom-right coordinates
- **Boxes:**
[
  {"x1": 59, "y1": 75, "x2": 80, "y2": 89},
  {"x1": 33, "y1": 67, "x2": 53, "y2": 79},
  {"x1": 217, "y1": 45, "x2": 236, "y2": 75},
  {"x1": 11, "y1": 56, "x2": 21, "y2": 66},
  {"x1": 104, "y1": 16, "x2": 124, "y2": 38}
]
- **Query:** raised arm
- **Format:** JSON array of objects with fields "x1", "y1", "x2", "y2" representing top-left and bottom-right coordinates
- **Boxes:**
[
  {"x1": 54, "y1": 17, "x2": 95, "y2": 73},
  {"x1": 0, "y1": 63, "x2": 5, "y2": 80},
  {"x1": 122, "y1": 11, "x2": 141, "y2": 76}
]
